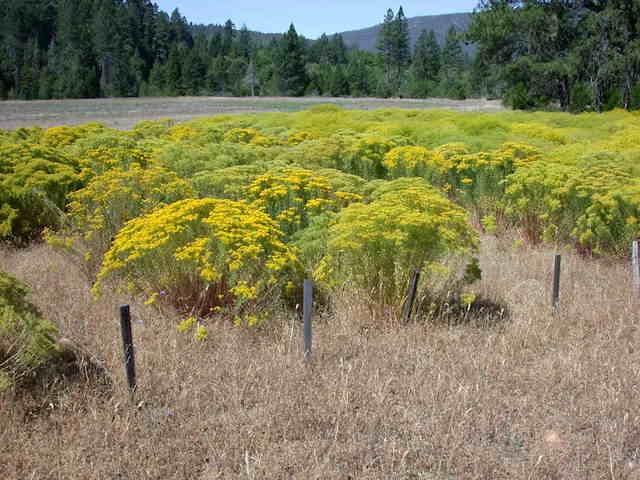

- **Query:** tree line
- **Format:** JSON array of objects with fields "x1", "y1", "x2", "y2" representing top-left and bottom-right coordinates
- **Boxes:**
[
  {"x1": 467, "y1": 0, "x2": 640, "y2": 112},
  {"x1": 0, "y1": 1, "x2": 475, "y2": 101}
]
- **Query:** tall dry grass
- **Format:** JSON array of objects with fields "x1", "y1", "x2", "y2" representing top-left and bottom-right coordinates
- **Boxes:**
[{"x1": 2, "y1": 235, "x2": 640, "y2": 479}]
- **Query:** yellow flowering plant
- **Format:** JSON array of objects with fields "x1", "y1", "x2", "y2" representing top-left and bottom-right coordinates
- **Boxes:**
[
  {"x1": 346, "y1": 136, "x2": 398, "y2": 179},
  {"x1": 245, "y1": 167, "x2": 362, "y2": 237},
  {"x1": 48, "y1": 164, "x2": 194, "y2": 275},
  {"x1": 94, "y1": 198, "x2": 298, "y2": 320},
  {"x1": 316, "y1": 178, "x2": 480, "y2": 314}
]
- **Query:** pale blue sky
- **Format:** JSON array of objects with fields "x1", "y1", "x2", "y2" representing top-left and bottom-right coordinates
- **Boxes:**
[{"x1": 153, "y1": 1, "x2": 480, "y2": 39}]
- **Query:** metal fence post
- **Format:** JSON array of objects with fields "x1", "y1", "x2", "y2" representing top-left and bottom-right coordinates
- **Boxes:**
[
  {"x1": 119, "y1": 304, "x2": 136, "y2": 399},
  {"x1": 403, "y1": 269, "x2": 421, "y2": 322},
  {"x1": 303, "y1": 279, "x2": 313, "y2": 360},
  {"x1": 552, "y1": 254, "x2": 561, "y2": 311}
]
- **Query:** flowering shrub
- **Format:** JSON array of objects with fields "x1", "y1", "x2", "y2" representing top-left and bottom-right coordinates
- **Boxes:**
[
  {"x1": 94, "y1": 198, "x2": 298, "y2": 321},
  {"x1": 48, "y1": 164, "x2": 194, "y2": 274},
  {"x1": 245, "y1": 167, "x2": 362, "y2": 237},
  {"x1": 346, "y1": 136, "x2": 398, "y2": 178},
  {"x1": 317, "y1": 178, "x2": 479, "y2": 313},
  {"x1": 223, "y1": 128, "x2": 260, "y2": 143},
  {"x1": 287, "y1": 131, "x2": 316, "y2": 145},
  {"x1": 192, "y1": 165, "x2": 265, "y2": 200},
  {"x1": 383, "y1": 145, "x2": 450, "y2": 184},
  {"x1": 505, "y1": 155, "x2": 640, "y2": 254}
]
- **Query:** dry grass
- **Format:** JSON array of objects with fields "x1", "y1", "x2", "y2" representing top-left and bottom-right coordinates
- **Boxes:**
[
  {"x1": 0, "y1": 96, "x2": 504, "y2": 130},
  {"x1": 2, "y1": 235, "x2": 640, "y2": 479}
]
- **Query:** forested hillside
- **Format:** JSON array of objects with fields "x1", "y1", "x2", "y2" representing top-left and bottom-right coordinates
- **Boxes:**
[
  {"x1": 0, "y1": 1, "x2": 475, "y2": 101},
  {"x1": 338, "y1": 12, "x2": 473, "y2": 55}
]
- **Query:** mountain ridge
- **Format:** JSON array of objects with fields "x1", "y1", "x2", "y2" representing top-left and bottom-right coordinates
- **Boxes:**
[
  {"x1": 336, "y1": 12, "x2": 473, "y2": 53},
  {"x1": 191, "y1": 12, "x2": 474, "y2": 51}
]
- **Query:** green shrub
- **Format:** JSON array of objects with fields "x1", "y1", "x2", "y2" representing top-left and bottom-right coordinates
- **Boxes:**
[
  {"x1": 315, "y1": 178, "x2": 480, "y2": 314},
  {"x1": 0, "y1": 142, "x2": 82, "y2": 244},
  {"x1": 0, "y1": 271, "x2": 59, "y2": 391}
]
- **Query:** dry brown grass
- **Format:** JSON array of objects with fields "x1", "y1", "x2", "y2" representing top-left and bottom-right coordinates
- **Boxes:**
[{"x1": 2, "y1": 235, "x2": 640, "y2": 479}]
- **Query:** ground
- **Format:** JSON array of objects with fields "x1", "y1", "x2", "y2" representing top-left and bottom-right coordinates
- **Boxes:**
[{"x1": 0, "y1": 96, "x2": 504, "y2": 130}]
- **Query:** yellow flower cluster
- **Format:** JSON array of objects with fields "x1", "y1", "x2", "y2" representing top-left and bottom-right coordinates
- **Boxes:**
[
  {"x1": 94, "y1": 198, "x2": 298, "y2": 317},
  {"x1": 245, "y1": 167, "x2": 360, "y2": 235}
]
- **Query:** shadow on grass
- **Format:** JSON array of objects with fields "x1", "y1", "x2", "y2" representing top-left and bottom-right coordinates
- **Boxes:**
[
  {"x1": 9, "y1": 338, "x2": 112, "y2": 421},
  {"x1": 416, "y1": 294, "x2": 511, "y2": 328}
]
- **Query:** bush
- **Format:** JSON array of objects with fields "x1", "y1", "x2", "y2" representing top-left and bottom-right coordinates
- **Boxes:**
[
  {"x1": 48, "y1": 164, "x2": 194, "y2": 275},
  {"x1": 0, "y1": 142, "x2": 82, "y2": 244},
  {"x1": 315, "y1": 178, "x2": 480, "y2": 314},
  {"x1": 94, "y1": 198, "x2": 299, "y2": 327},
  {"x1": 0, "y1": 271, "x2": 59, "y2": 391},
  {"x1": 244, "y1": 167, "x2": 362, "y2": 237}
]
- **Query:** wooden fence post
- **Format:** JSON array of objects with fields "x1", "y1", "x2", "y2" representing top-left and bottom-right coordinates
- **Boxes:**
[{"x1": 632, "y1": 241, "x2": 640, "y2": 293}]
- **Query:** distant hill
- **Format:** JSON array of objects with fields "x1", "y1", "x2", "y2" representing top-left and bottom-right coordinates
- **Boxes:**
[
  {"x1": 190, "y1": 24, "x2": 282, "y2": 47},
  {"x1": 191, "y1": 12, "x2": 474, "y2": 52},
  {"x1": 336, "y1": 12, "x2": 474, "y2": 53}
]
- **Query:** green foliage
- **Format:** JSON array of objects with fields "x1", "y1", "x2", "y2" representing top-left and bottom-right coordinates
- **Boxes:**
[
  {"x1": 316, "y1": 178, "x2": 479, "y2": 311},
  {"x1": 468, "y1": 0, "x2": 640, "y2": 112},
  {"x1": 0, "y1": 271, "x2": 60, "y2": 391},
  {"x1": 0, "y1": 142, "x2": 82, "y2": 244}
]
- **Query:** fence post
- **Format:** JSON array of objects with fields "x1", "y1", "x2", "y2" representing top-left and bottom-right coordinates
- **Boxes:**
[
  {"x1": 552, "y1": 254, "x2": 561, "y2": 311},
  {"x1": 119, "y1": 304, "x2": 136, "y2": 399},
  {"x1": 403, "y1": 269, "x2": 421, "y2": 322},
  {"x1": 633, "y1": 241, "x2": 640, "y2": 293},
  {"x1": 303, "y1": 279, "x2": 313, "y2": 361}
]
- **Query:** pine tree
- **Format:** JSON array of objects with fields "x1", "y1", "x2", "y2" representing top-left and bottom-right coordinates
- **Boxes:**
[
  {"x1": 276, "y1": 24, "x2": 307, "y2": 96},
  {"x1": 376, "y1": 6, "x2": 410, "y2": 95},
  {"x1": 221, "y1": 19, "x2": 235, "y2": 57},
  {"x1": 237, "y1": 24, "x2": 252, "y2": 59},
  {"x1": 377, "y1": 8, "x2": 395, "y2": 88},
  {"x1": 410, "y1": 29, "x2": 441, "y2": 97},
  {"x1": 440, "y1": 26, "x2": 467, "y2": 99}
]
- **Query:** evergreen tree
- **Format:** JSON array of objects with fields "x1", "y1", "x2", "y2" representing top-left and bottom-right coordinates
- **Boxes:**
[
  {"x1": 237, "y1": 24, "x2": 252, "y2": 59},
  {"x1": 221, "y1": 19, "x2": 235, "y2": 57},
  {"x1": 275, "y1": 24, "x2": 307, "y2": 96},
  {"x1": 440, "y1": 25, "x2": 467, "y2": 99},
  {"x1": 377, "y1": 8, "x2": 395, "y2": 91},
  {"x1": 376, "y1": 6, "x2": 410, "y2": 95},
  {"x1": 410, "y1": 29, "x2": 441, "y2": 97}
]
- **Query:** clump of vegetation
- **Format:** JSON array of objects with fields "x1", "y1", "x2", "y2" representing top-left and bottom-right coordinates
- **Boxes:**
[
  {"x1": 0, "y1": 271, "x2": 60, "y2": 392},
  {"x1": 93, "y1": 198, "x2": 299, "y2": 329},
  {"x1": 0, "y1": 142, "x2": 82, "y2": 244},
  {"x1": 316, "y1": 178, "x2": 480, "y2": 314}
]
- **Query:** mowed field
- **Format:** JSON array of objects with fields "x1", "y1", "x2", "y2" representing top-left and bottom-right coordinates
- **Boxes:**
[{"x1": 0, "y1": 96, "x2": 504, "y2": 130}]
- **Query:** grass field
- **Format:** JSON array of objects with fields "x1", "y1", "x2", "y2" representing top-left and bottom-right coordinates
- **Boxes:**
[
  {"x1": 5, "y1": 100, "x2": 640, "y2": 479},
  {"x1": 2, "y1": 234, "x2": 640, "y2": 479},
  {"x1": 0, "y1": 96, "x2": 504, "y2": 130}
]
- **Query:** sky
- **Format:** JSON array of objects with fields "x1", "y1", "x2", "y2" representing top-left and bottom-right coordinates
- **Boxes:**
[{"x1": 152, "y1": 1, "x2": 480, "y2": 40}]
